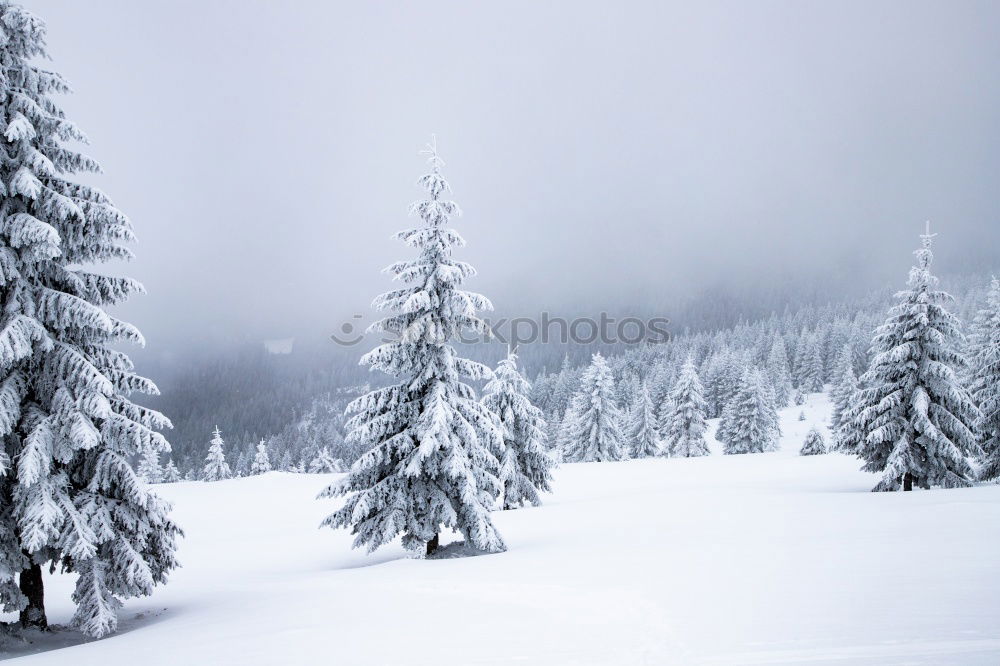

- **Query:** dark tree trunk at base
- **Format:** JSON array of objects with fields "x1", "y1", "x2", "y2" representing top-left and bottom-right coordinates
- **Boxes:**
[
  {"x1": 19, "y1": 562, "x2": 47, "y2": 630},
  {"x1": 903, "y1": 472, "x2": 913, "y2": 492},
  {"x1": 426, "y1": 533, "x2": 439, "y2": 556}
]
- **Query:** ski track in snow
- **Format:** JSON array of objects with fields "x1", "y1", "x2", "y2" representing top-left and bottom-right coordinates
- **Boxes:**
[{"x1": 2, "y1": 392, "x2": 999, "y2": 665}]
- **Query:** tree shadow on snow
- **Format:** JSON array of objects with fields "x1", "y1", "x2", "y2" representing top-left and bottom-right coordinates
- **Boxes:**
[
  {"x1": 0, "y1": 605, "x2": 176, "y2": 661},
  {"x1": 325, "y1": 539, "x2": 495, "y2": 572},
  {"x1": 425, "y1": 540, "x2": 493, "y2": 560},
  {"x1": 324, "y1": 549, "x2": 408, "y2": 571},
  {"x1": 0, "y1": 623, "x2": 88, "y2": 660}
]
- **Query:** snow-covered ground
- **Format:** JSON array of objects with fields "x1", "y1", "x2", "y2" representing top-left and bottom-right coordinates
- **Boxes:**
[{"x1": 4, "y1": 393, "x2": 1000, "y2": 664}]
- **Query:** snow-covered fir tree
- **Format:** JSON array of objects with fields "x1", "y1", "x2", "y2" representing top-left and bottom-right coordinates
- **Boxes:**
[
  {"x1": 563, "y1": 353, "x2": 626, "y2": 462},
  {"x1": 765, "y1": 337, "x2": 793, "y2": 408},
  {"x1": 203, "y1": 426, "x2": 231, "y2": 482},
  {"x1": 967, "y1": 277, "x2": 1000, "y2": 481},
  {"x1": 233, "y1": 448, "x2": 250, "y2": 477},
  {"x1": 851, "y1": 227, "x2": 979, "y2": 491},
  {"x1": 250, "y1": 440, "x2": 271, "y2": 474},
  {"x1": 553, "y1": 408, "x2": 576, "y2": 463},
  {"x1": 791, "y1": 328, "x2": 809, "y2": 388},
  {"x1": 481, "y1": 350, "x2": 554, "y2": 509},
  {"x1": 136, "y1": 444, "x2": 163, "y2": 484},
  {"x1": 703, "y1": 350, "x2": 743, "y2": 418},
  {"x1": 307, "y1": 451, "x2": 324, "y2": 474},
  {"x1": 544, "y1": 408, "x2": 561, "y2": 454},
  {"x1": 654, "y1": 391, "x2": 675, "y2": 436},
  {"x1": 799, "y1": 333, "x2": 825, "y2": 393},
  {"x1": 699, "y1": 351, "x2": 725, "y2": 418},
  {"x1": 617, "y1": 372, "x2": 641, "y2": 415},
  {"x1": 308, "y1": 447, "x2": 343, "y2": 474},
  {"x1": 626, "y1": 379, "x2": 661, "y2": 458},
  {"x1": 662, "y1": 358, "x2": 709, "y2": 457},
  {"x1": 834, "y1": 377, "x2": 866, "y2": 455},
  {"x1": 318, "y1": 140, "x2": 505, "y2": 556},
  {"x1": 162, "y1": 459, "x2": 182, "y2": 484},
  {"x1": 800, "y1": 427, "x2": 827, "y2": 455},
  {"x1": 0, "y1": 2, "x2": 179, "y2": 637},
  {"x1": 528, "y1": 368, "x2": 550, "y2": 413},
  {"x1": 828, "y1": 344, "x2": 857, "y2": 431},
  {"x1": 548, "y1": 355, "x2": 576, "y2": 419},
  {"x1": 650, "y1": 362, "x2": 676, "y2": 433},
  {"x1": 716, "y1": 367, "x2": 781, "y2": 454}
]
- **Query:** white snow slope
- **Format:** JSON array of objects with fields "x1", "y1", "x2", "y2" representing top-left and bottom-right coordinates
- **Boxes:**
[{"x1": 3, "y1": 392, "x2": 1000, "y2": 665}]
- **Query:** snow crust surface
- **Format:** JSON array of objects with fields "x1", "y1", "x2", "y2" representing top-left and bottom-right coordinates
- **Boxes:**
[{"x1": 4, "y1": 393, "x2": 999, "y2": 664}]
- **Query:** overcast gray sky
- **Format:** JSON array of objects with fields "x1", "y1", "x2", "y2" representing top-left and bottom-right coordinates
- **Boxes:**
[{"x1": 29, "y1": 0, "x2": 1000, "y2": 348}]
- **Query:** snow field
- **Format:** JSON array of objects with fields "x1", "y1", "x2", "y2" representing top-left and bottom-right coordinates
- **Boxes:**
[{"x1": 5, "y1": 392, "x2": 999, "y2": 664}]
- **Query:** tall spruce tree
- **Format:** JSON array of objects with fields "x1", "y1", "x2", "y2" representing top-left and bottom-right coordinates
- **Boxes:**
[
  {"x1": 318, "y1": 140, "x2": 505, "y2": 556},
  {"x1": 852, "y1": 227, "x2": 979, "y2": 491},
  {"x1": 703, "y1": 349, "x2": 744, "y2": 418},
  {"x1": 529, "y1": 369, "x2": 551, "y2": 414},
  {"x1": 543, "y1": 408, "x2": 561, "y2": 456},
  {"x1": 662, "y1": 358, "x2": 709, "y2": 457},
  {"x1": 0, "y1": 2, "x2": 179, "y2": 637},
  {"x1": 765, "y1": 337, "x2": 793, "y2": 408},
  {"x1": 548, "y1": 355, "x2": 575, "y2": 418},
  {"x1": 649, "y1": 360, "x2": 676, "y2": 433},
  {"x1": 553, "y1": 408, "x2": 575, "y2": 463},
  {"x1": 716, "y1": 367, "x2": 781, "y2": 454},
  {"x1": 792, "y1": 328, "x2": 810, "y2": 388},
  {"x1": 617, "y1": 372, "x2": 641, "y2": 415},
  {"x1": 968, "y1": 277, "x2": 1000, "y2": 481},
  {"x1": 563, "y1": 353, "x2": 625, "y2": 462},
  {"x1": 699, "y1": 351, "x2": 727, "y2": 418},
  {"x1": 626, "y1": 379, "x2": 661, "y2": 458},
  {"x1": 833, "y1": 387, "x2": 863, "y2": 456},
  {"x1": 481, "y1": 350, "x2": 554, "y2": 509},
  {"x1": 800, "y1": 333, "x2": 825, "y2": 393},
  {"x1": 203, "y1": 426, "x2": 231, "y2": 482},
  {"x1": 829, "y1": 344, "x2": 857, "y2": 431}
]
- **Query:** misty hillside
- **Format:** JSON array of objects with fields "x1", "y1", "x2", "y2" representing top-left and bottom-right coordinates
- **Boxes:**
[{"x1": 140, "y1": 271, "x2": 993, "y2": 479}]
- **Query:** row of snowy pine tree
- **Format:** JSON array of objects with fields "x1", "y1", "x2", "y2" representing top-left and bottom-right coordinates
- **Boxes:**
[
  {"x1": 528, "y1": 225, "x2": 1000, "y2": 493},
  {"x1": 148, "y1": 247, "x2": 994, "y2": 480},
  {"x1": 134, "y1": 424, "x2": 349, "y2": 483}
]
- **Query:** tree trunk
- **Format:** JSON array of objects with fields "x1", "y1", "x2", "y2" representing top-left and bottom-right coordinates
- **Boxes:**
[
  {"x1": 19, "y1": 561, "x2": 47, "y2": 630},
  {"x1": 903, "y1": 472, "x2": 913, "y2": 492},
  {"x1": 425, "y1": 533, "x2": 439, "y2": 557}
]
